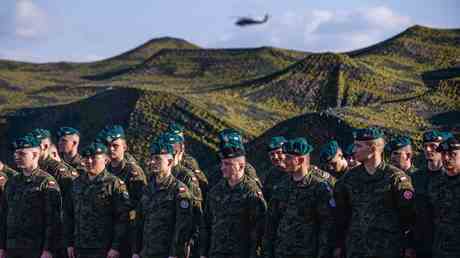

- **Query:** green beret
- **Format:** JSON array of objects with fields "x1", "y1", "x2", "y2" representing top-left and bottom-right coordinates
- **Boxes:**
[
  {"x1": 343, "y1": 144, "x2": 355, "y2": 158},
  {"x1": 354, "y1": 127, "x2": 384, "y2": 141},
  {"x1": 158, "y1": 132, "x2": 184, "y2": 145},
  {"x1": 386, "y1": 135, "x2": 412, "y2": 153},
  {"x1": 319, "y1": 140, "x2": 340, "y2": 163},
  {"x1": 94, "y1": 128, "x2": 109, "y2": 144},
  {"x1": 81, "y1": 142, "x2": 108, "y2": 157},
  {"x1": 12, "y1": 135, "x2": 41, "y2": 150},
  {"x1": 218, "y1": 129, "x2": 242, "y2": 143},
  {"x1": 423, "y1": 130, "x2": 453, "y2": 143},
  {"x1": 219, "y1": 141, "x2": 246, "y2": 159},
  {"x1": 30, "y1": 128, "x2": 51, "y2": 140},
  {"x1": 57, "y1": 127, "x2": 80, "y2": 138},
  {"x1": 149, "y1": 141, "x2": 174, "y2": 155},
  {"x1": 104, "y1": 125, "x2": 126, "y2": 143},
  {"x1": 437, "y1": 136, "x2": 460, "y2": 152},
  {"x1": 282, "y1": 138, "x2": 313, "y2": 156},
  {"x1": 267, "y1": 136, "x2": 286, "y2": 151},
  {"x1": 167, "y1": 122, "x2": 184, "y2": 135}
]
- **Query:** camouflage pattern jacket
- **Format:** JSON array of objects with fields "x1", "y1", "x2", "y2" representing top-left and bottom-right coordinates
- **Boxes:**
[
  {"x1": 0, "y1": 168, "x2": 61, "y2": 251},
  {"x1": 63, "y1": 169, "x2": 131, "y2": 251},
  {"x1": 200, "y1": 174, "x2": 267, "y2": 258},
  {"x1": 334, "y1": 162, "x2": 416, "y2": 258},
  {"x1": 133, "y1": 174, "x2": 194, "y2": 257}
]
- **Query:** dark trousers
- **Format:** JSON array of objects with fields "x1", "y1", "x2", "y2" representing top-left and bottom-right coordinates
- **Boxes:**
[
  {"x1": 6, "y1": 248, "x2": 41, "y2": 258},
  {"x1": 76, "y1": 248, "x2": 107, "y2": 258}
]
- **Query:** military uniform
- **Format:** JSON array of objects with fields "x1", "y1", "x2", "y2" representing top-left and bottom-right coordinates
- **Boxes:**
[
  {"x1": 182, "y1": 153, "x2": 209, "y2": 200},
  {"x1": 0, "y1": 168, "x2": 61, "y2": 258},
  {"x1": 63, "y1": 169, "x2": 131, "y2": 258},
  {"x1": 262, "y1": 171, "x2": 290, "y2": 258},
  {"x1": 62, "y1": 153, "x2": 83, "y2": 170},
  {"x1": 274, "y1": 170, "x2": 335, "y2": 258},
  {"x1": 334, "y1": 162, "x2": 415, "y2": 258},
  {"x1": 262, "y1": 166, "x2": 288, "y2": 204},
  {"x1": 200, "y1": 174, "x2": 267, "y2": 258},
  {"x1": 0, "y1": 165, "x2": 17, "y2": 199},
  {"x1": 133, "y1": 174, "x2": 194, "y2": 258}
]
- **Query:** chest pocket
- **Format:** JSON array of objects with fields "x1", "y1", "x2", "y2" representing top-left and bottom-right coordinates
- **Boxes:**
[{"x1": 24, "y1": 186, "x2": 42, "y2": 208}]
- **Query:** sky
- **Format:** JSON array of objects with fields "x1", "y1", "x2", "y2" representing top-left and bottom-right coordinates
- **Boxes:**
[{"x1": 0, "y1": 0, "x2": 459, "y2": 63}]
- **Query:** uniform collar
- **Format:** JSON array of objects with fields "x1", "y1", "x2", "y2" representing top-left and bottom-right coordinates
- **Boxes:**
[{"x1": 155, "y1": 174, "x2": 175, "y2": 190}]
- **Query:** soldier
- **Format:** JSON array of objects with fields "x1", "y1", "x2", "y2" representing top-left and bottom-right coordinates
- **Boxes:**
[
  {"x1": 167, "y1": 122, "x2": 209, "y2": 202},
  {"x1": 0, "y1": 135, "x2": 61, "y2": 258},
  {"x1": 208, "y1": 129, "x2": 262, "y2": 189},
  {"x1": 200, "y1": 140, "x2": 267, "y2": 258},
  {"x1": 411, "y1": 130, "x2": 452, "y2": 258},
  {"x1": 319, "y1": 140, "x2": 349, "y2": 180},
  {"x1": 268, "y1": 138, "x2": 334, "y2": 258},
  {"x1": 57, "y1": 127, "x2": 83, "y2": 169},
  {"x1": 427, "y1": 135, "x2": 460, "y2": 258},
  {"x1": 64, "y1": 143, "x2": 132, "y2": 258},
  {"x1": 0, "y1": 161, "x2": 18, "y2": 200},
  {"x1": 262, "y1": 136, "x2": 288, "y2": 202},
  {"x1": 385, "y1": 136, "x2": 416, "y2": 174},
  {"x1": 334, "y1": 128, "x2": 416, "y2": 258},
  {"x1": 132, "y1": 141, "x2": 194, "y2": 258},
  {"x1": 30, "y1": 128, "x2": 80, "y2": 258}
]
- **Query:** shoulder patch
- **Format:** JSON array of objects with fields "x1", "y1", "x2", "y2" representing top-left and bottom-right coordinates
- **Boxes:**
[
  {"x1": 191, "y1": 176, "x2": 197, "y2": 182},
  {"x1": 403, "y1": 190, "x2": 413, "y2": 200},
  {"x1": 119, "y1": 179, "x2": 125, "y2": 185},
  {"x1": 179, "y1": 186, "x2": 187, "y2": 193},
  {"x1": 48, "y1": 180, "x2": 57, "y2": 187},
  {"x1": 400, "y1": 176, "x2": 407, "y2": 181},
  {"x1": 256, "y1": 190, "x2": 263, "y2": 198},
  {"x1": 179, "y1": 199, "x2": 190, "y2": 209},
  {"x1": 71, "y1": 171, "x2": 79, "y2": 177},
  {"x1": 59, "y1": 167, "x2": 66, "y2": 172}
]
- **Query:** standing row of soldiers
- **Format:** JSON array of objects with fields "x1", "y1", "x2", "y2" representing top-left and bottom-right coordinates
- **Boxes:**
[{"x1": 0, "y1": 123, "x2": 459, "y2": 258}]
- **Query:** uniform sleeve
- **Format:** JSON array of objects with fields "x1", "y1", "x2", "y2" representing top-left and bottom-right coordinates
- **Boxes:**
[
  {"x1": 316, "y1": 182, "x2": 335, "y2": 258},
  {"x1": 111, "y1": 179, "x2": 132, "y2": 251},
  {"x1": 63, "y1": 178, "x2": 75, "y2": 247},
  {"x1": 128, "y1": 164, "x2": 147, "y2": 209},
  {"x1": 0, "y1": 179, "x2": 8, "y2": 250},
  {"x1": 132, "y1": 192, "x2": 144, "y2": 254},
  {"x1": 199, "y1": 194, "x2": 212, "y2": 257},
  {"x1": 42, "y1": 177, "x2": 62, "y2": 251},
  {"x1": 170, "y1": 188, "x2": 194, "y2": 257},
  {"x1": 248, "y1": 190, "x2": 267, "y2": 258},
  {"x1": 333, "y1": 178, "x2": 351, "y2": 250},
  {"x1": 393, "y1": 173, "x2": 416, "y2": 249}
]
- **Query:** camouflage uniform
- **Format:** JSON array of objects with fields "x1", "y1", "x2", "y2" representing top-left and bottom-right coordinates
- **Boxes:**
[
  {"x1": 262, "y1": 170, "x2": 290, "y2": 258},
  {"x1": 182, "y1": 153, "x2": 209, "y2": 201},
  {"x1": 334, "y1": 162, "x2": 416, "y2": 258},
  {"x1": 133, "y1": 174, "x2": 194, "y2": 258},
  {"x1": 208, "y1": 162, "x2": 262, "y2": 190},
  {"x1": 0, "y1": 168, "x2": 61, "y2": 257},
  {"x1": 200, "y1": 174, "x2": 267, "y2": 258},
  {"x1": 262, "y1": 166, "x2": 288, "y2": 204},
  {"x1": 311, "y1": 165, "x2": 336, "y2": 187},
  {"x1": 63, "y1": 169, "x2": 131, "y2": 258},
  {"x1": 427, "y1": 172, "x2": 460, "y2": 258},
  {"x1": 62, "y1": 153, "x2": 83, "y2": 170},
  {"x1": 0, "y1": 165, "x2": 17, "y2": 199},
  {"x1": 410, "y1": 167, "x2": 441, "y2": 258}
]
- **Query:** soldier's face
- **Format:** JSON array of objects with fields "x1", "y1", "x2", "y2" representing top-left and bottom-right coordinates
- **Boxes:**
[
  {"x1": 444, "y1": 150, "x2": 460, "y2": 173},
  {"x1": 220, "y1": 157, "x2": 244, "y2": 180},
  {"x1": 149, "y1": 154, "x2": 172, "y2": 174},
  {"x1": 353, "y1": 141, "x2": 373, "y2": 162},
  {"x1": 423, "y1": 142, "x2": 441, "y2": 161},
  {"x1": 84, "y1": 154, "x2": 108, "y2": 174},
  {"x1": 58, "y1": 135, "x2": 77, "y2": 153},
  {"x1": 49, "y1": 146, "x2": 61, "y2": 162},
  {"x1": 108, "y1": 139, "x2": 127, "y2": 161},
  {"x1": 390, "y1": 145, "x2": 412, "y2": 169},
  {"x1": 284, "y1": 154, "x2": 302, "y2": 172},
  {"x1": 14, "y1": 148, "x2": 39, "y2": 169},
  {"x1": 268, "y1": 148, "x2": 286, "y2": 169},
  {"x1": 326, "y1": 150, "x2": 348, "y2": 173}
]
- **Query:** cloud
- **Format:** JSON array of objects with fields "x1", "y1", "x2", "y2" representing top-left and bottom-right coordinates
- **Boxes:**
[
  {"x1": 15, "y1": 0, "x2": 48, "y2": 39},
  {"x1": 210, "y1": 5, "x2": 412, "y2": 52}
]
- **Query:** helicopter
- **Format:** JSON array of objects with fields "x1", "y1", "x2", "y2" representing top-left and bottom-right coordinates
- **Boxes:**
[{"x1": 235, "y1": 14, "x2": 270, "y2": 27}]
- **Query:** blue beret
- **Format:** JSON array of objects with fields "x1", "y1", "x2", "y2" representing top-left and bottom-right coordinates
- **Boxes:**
[
  {"x1": 81, "y1": 142, "x2": 108, "y2": 157},
  {"x1": 57, "y1": 127, "x2": 80, "y2": 138},
  {"x1": 423, "y1": 130, "x2": 453, "y2": 143},
  {"x1": 103, "y1": 125, "x2": 126, "y2": 143},
  {"x1": 219, "y1": 141, "x2": 246, "y2": 159},
  {"x1": 30, "y1": 128, "x2": 51, "y2": 140},
  {"x1": 12, "y1": 135, "x2": 41, "y2": 150},
  {"x1": 319, "y1": 140, "x2": 340, "y2": 163},
  {"x1": 149, "y1": 142, "x2": 174, "y2": 155},
  {"x1": 354, "y1": 127, "x2": 384, "y2": 141},
  {"x1": 167, "y1": 122, "x2": 185, "y2": 135},
  {"x1": 437, "y1": 136, "x2": 460, "y2": 152},
  {"x1": 282, "y1": 138, "x2": 313, "y2": 156},
  {"x1": 386, "y1": 135, "x2": 412, "y2": 152},
  {"x1": 267, "y1": 136, "x2": 286, "y2": 151},
  {"x1": 158, "y1": 132, "x2": 184, "y2": 145}
]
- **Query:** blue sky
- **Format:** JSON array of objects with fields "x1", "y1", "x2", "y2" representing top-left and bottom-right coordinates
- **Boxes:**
[{"x1": 0, "y1": 0, "x2": 459, "y2": 63}]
